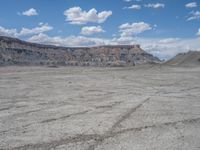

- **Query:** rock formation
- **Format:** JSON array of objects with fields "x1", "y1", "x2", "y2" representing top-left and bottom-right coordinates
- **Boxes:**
[{"x1": 0, "y1": 36, "x2": 160, "y2": 66}]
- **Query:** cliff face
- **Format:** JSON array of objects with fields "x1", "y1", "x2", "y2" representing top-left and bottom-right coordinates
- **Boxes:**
[{"x1": 0, "y1": 36, "x2": 160, "y2": 66}]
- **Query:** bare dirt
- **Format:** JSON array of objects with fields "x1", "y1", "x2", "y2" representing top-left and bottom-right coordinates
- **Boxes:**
[
  {"x1": 165, "y1": 51, "x2": 200, "y2": 67},
  {"x1": 0, "y1": 65, "x2": 200, "y2": 150}
]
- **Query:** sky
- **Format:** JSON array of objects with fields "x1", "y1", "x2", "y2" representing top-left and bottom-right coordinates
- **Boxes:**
[{"x1": 0, "y1": 0, "x2": 200, "y2": 59}]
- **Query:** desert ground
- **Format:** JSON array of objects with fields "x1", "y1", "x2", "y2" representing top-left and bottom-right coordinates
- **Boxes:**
[{"x1": 0, "y1": 65, "x2": 200, "y2": 150}]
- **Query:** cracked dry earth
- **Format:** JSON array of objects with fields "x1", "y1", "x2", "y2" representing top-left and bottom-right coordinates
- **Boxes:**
[{"x1": 0, "y1": 66, "x2": 200, "y2": 150}]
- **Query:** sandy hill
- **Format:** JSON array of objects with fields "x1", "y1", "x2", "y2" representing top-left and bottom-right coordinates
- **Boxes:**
[
  {"x1": 165, "y1": 51, "x2": 200, "y2": 66},
  {"x1": 0, "y1": 36, "x2": 160, "y2": 66}
]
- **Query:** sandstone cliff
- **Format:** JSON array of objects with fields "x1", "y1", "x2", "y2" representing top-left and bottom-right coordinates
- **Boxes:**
[{"x1": 0, "y1": 36, "x2": 160, "y2": 66}]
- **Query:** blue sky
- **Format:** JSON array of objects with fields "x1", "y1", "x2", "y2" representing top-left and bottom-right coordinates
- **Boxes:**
[{"x1": 0, "y1": 0, "x2": 200, "y2": 59}]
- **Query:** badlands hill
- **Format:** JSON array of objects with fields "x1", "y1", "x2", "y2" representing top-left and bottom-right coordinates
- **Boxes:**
[
  {"x1": 0, "y1": 36, "x2": 160, "y2": 66},
  {"x1": 165, "y1": 51, "x2": 200, "y2": 67}
]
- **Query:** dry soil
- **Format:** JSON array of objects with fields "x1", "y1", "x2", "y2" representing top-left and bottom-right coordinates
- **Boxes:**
[{"x1": 0, "y1": 65, "x2": 200, "y2": 150}]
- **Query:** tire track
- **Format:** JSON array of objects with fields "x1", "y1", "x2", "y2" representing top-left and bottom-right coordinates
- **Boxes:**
[
  {"x1": 114, "y1": 117, "x2": 200, "y2": 135},
  {"x1": 10, "y1": 117, "x2": 200, "y2": 150},
  {"x1": 12, "y1": 134, "x2": 100, "y2": 150},
  {"x1": 110, "y1": 97, "x2": 150, "y2": 131},
  {"x1": 40, "y1": 110, "x2": 90, "y2": 123},
  {"x1": 8, "y1": 98, "x2": 150, "y2": 150},
  {"x1": 9, "y1": 97, "x2": 200, "y2": 150},
  {"x1": 87, "y1": 97, "x2": 151, "y2": 150}
]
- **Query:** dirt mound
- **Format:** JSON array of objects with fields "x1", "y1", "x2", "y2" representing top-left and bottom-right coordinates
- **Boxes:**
[{"x1": 165, "y1": 51, "x2": 200, "y2": 66}]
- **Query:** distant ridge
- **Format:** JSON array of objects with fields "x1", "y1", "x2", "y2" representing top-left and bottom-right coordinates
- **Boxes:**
[
  {"x1": 0, "y1": 36, "x2": 160, "y2": 66},
  {"x1": 165, "y1": 51, "x2": 200, "y2": 66}
]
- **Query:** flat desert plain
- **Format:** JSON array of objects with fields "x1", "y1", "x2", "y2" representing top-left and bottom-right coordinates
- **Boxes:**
[{"x1": 0, "y1": 66, "x2": 200, "y2": 150}]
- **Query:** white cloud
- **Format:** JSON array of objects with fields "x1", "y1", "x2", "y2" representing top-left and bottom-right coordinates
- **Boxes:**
[
  {"x1": 111, "y1": 36, "x2": 135, "y2": 45},
  {"x1": 185, "y1": 2, "x2": 197, "y2": 8},
  {"x1": 119, "y1": 22, "x2": 152, "y2": 37},
  {"x1": 139, "y1": 37, "x2": 200, "y2": 60},
  {"x1": 0, "y1": 26, "x2": 17, "y2": 37},
  {"x1": 63, "y1": 7, "x2": 112, "y2": 25},
  {"x1": 81, "y1": 26, "x2": 105, "y2": 35},
  {"x1": 144, "y1": 3, "x2": 165, "y2": 9},
  {"x1": 158, "y1": 38, "x2": 180, "y2": 44},
  {"x1": 18, "y1": 23, "x2": 53, "y2": 36},
  {"x1": 28, "y1": 33, "x2": 108, "y2": 47},
  {"x1": 197, "y1": 28, "x2": 200, "y2": 36},
  {"x1": 22, "y1": 8, "x2": 38, "y2": 16},
  {"x1": 27, "y1": 33, "x2": 136, "y2": 47},
  {"x1": 124, "y1": 5, "x2": 141, "y2": 10},
  {"x1": 0, "y1": 23, "x2": 53, "y2": 38},
  {"x1": 187, "y1": 11, "x2": 200, "y2": 21}
]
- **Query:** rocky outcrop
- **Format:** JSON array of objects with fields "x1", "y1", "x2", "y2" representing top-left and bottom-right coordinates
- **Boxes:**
[{"x1": 0, "y1": 36, "x2": 160, "y2": 66}]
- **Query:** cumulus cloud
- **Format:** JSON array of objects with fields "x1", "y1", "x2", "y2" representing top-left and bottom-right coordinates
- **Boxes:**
[
  {"x1": 0, "y1": 23, "x2": 53, "y2": 38},
  {"x1": 124, "y1": 5, "x2": 141, "y2": 10},
  {"x1": 144, "y1": 3, "x2": 165, "y2": 9},
  {"x1": 0, "y1": 26, "x2": 18, "y2": 37},
  {"x1": 197, "y1": 28, "x2": 200, "y2": 36},
  {"x1": 111, "y1": 36, "x2": 135, "y2": 45},
  {"x1": 28, "y1": 33, "x2": 137, "y2": 47},
  {"x1": 28, "y1": 33, "x2": 109, "y2": 47},
  {"x1": 18, "y1": 23, "x2": 53, "y2": 36},
  {"x1": 81, "y1": 26, "x2": 105, "y2": 35},
  {"x1": 139, "y1": 37, "x2": 200, "y2": 60},
  {"x1": 22, "y1": 8, "x2": 38, "y2": 16},
  {"x1": 64, "y1": 7, "x2": 112, "y2": 25},
  {"x1": 187, "y1": 11, "x2": 200, "y2": 21},
  {"x1": 185, "y1": 2, "x2": 197, "y2": 8},
  {"x1": 119, "y1": 22, "x2": 152, "y2": 37}
]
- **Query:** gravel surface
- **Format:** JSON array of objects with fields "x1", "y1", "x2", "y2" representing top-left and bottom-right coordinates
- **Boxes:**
[{"x1": 0, "y1": 66, "x2": 200, "y2": 150}]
